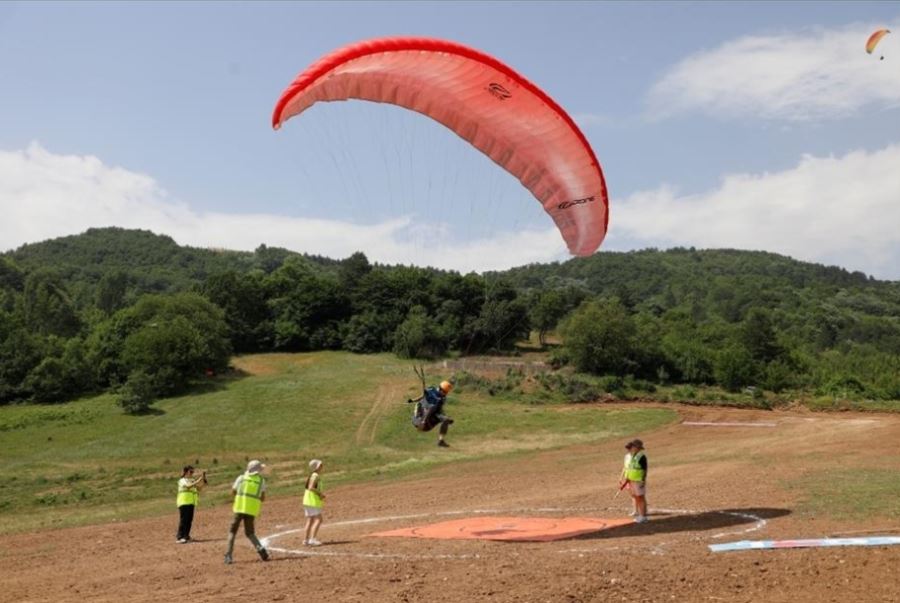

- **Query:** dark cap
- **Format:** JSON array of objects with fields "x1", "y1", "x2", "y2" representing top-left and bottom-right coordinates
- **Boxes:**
[
  {"x1": 182, "y1": 465, "x2": 195, "y2": 474},
  {"x1": 631, "y1": 439, "x2": 644, "y2": 449},
  {"x1": 624, "y1": 441, "x2": 635, "y2": 449}
]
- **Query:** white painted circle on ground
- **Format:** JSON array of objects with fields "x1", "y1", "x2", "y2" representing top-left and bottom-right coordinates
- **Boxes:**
[{"x1": 261, "y1": 506, "x2": 767, "y2": 560}]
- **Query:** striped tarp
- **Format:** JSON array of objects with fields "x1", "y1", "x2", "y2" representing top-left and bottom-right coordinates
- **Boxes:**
[{"x1": 710, "y1": 537, "x2": 900, "y2": 552}]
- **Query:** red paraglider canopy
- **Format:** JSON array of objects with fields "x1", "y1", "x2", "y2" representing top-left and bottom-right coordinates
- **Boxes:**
[{"x1": 272, "y1": 37, "x2": 609, "y2": 256}]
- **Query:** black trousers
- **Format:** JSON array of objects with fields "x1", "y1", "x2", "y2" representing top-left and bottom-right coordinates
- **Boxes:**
[
  {"x1": 177, "y1": 504, "x2": 195, "y2": 540},
  {"x1": 416, "y1": 416, "x2": 453, "y2": 435}
]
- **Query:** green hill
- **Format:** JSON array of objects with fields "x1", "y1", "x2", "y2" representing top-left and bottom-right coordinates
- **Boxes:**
[
  {"x1": 498, "y1": 247, "x2": 900, "y2": 355},
  {"x1": 4, "y1": 227, "x2": 336, "y2": 307},
  {"x1": 1, "y1": 228, "x2": 898, "y2": 406}
]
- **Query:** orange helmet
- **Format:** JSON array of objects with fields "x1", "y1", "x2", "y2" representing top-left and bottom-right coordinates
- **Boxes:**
[{"x1": 439, "y1": 380, "x2": 453, "y2": 394}]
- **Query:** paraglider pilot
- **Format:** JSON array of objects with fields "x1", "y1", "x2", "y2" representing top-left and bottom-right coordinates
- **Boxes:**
[{"x1": 408, "y1": 379, "x2": 455, "y2": 447}]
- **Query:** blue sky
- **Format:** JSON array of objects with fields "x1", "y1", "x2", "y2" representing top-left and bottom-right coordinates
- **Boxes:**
[{"x1": 1, "y1": 1, "x2": 899, "y2": 277}]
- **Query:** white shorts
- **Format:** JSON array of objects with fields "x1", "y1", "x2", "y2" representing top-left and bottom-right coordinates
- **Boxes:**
[
  {"x1": 628, "y1": 481, "x2": 646, "y2": 496},
  {"x1": 304, "y1": 506, "x2": 323, "y2": 517}
]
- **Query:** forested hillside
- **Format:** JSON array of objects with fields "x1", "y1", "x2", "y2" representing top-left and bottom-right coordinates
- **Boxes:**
[
  {"x1": 5, "y1": 228, "x2": 336, "y2": 307},
  {"x1": 1, "y1": 228, "x2": 897, "y2": 409}
]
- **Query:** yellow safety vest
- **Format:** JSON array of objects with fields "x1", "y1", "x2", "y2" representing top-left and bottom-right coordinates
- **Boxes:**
[
  {"x1": 625, "y1": 451, "x2": 646, "y2": 482},
  {"x1": 233, "y1": 473, "x2": 264, "y2": 517},
  {"x1": 176, "y1": 480, "x2": 199, "y2": 507},
  {"x1": 302, "y1": 472, "x2": 324, "y2": 508}
]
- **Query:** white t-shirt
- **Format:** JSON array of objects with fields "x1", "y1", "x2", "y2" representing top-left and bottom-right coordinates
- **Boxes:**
[
  {"x1": 178, "y1": 477, "x2": 196, "y2": 491},
  {"x1": 232, "y1": 473, "x2": 267, "y2": 493}
]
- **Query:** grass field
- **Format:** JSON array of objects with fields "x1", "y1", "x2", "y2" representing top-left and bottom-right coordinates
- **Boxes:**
[
  {"x1": 787, "y1": 468, "x2": 900, "y2": 521},
  {"x1": 0, "y1": 352, "x2": 676, "y2": 534}
]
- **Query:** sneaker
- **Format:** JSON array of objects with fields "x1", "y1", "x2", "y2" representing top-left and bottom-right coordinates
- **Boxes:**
[
  {"x1": 634, "y1": 516, "x2": 649, "y2": 524},
  {"x1": 437, "y1": 440, "x2": 450, "y2": 448},
  {"x1": 177, "y1": 538, "x2": 188, "y2": 544},
  {"x1": 308, "y1": 539, "x2": 322, "y2": 546},
  {"x1": 302, "y1": 539, "x2": 309, "y2": 546},
  {"x1": 258, "y1": 547, "x2": 270, "y2": 561},
  {"x1": 224, "y1": 554, "x2": 233, "y2": 565}
]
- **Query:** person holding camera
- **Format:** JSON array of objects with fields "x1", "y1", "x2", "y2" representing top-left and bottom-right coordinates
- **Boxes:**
[{"x1": 176, "y1": 465, "x2": 207, "y2": 543}]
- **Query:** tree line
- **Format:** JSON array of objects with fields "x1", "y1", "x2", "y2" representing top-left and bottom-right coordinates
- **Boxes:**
[{"x1": 1, "y1": 228, "x2": 898, "y2": 411}]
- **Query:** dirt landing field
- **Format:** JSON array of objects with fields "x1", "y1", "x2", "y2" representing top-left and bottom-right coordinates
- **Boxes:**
[{"x1": 3, "y1": 404, "x2": 900, "y2": 603}]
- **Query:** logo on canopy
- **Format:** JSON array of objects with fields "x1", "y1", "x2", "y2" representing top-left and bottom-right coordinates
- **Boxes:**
[
  {"x1": 487, "y1": 83, "x2": 512, "y2": 100},
  {"x1": 558, "y1": 196, "x2": 595, "y2": 210}
]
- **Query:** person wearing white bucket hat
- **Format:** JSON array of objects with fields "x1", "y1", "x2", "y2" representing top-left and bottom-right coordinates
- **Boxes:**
[
  {"x1": 302, "y1": 459, "x2": 326, "y2": 546},
  {"x1": 224, "y1": 460, "x2": 270, "y2": 564}
]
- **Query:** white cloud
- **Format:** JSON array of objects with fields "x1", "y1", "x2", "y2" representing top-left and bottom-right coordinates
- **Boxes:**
[
  {"x1": 606, "y1": 142, "x2": 900, "y2": 279},
  {"x1": 6, "y1": 142, "x2": 897, "y2": 280},
  {"x1": 573, "y1": 112, "x2": 614, "y2": 128},
  {"x1": 648, "y1": 23, "x2": 900, "y2": 121},
  {"x1": 0, "y1": 143, "x2": 567, "y2": 273}
]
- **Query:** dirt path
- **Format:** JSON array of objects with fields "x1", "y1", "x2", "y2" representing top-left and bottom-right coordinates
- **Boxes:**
[
  {"x1": 354, "y1": 383, "x2": 402, "y2": 447},
  {"x1": 3, "y1": 404, "x2": 900, "y2": 602}
]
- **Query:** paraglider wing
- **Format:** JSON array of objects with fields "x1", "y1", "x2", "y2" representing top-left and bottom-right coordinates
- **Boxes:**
[
  {"x1": 272, "y1": 37, "x2": 609, "y2": 256},
  {"x1": 866, "y1": 29, "x2": 890, "y2": 56}
]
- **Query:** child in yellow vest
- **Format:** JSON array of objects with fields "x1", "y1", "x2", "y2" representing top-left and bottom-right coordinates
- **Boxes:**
[
  {"x1": 620, "y1": 442, "x2": 639, "y2": 518},
  {"x1": 625, "y1": 440, "x2": 649, "y2": 523},
  {"x1": 303, "y1": 459, "x2": 326, "y2": 546}
]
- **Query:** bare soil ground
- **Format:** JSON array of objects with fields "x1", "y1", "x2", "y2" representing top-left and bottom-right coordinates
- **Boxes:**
[{"x1": 3, "y1": 403, "x2": 900, "y2": 603}]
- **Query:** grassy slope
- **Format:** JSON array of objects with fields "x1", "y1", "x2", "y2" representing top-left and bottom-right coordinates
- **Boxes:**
[
  {"x1": 785, "y1": 468, "x2": 900, "y2": 521},
  {"x1": 0, "y1": 352, "x2": 675, "y2": 534}
]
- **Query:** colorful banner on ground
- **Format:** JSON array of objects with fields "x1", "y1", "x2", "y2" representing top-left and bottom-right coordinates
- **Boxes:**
[{"x1": 710, "y1": 537, "x2": 900, "y2": 552}]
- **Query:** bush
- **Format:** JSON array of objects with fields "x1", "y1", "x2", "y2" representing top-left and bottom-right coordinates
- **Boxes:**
[
  {"x1": 817, "y1": 375, "x2": 867, "y2": 399},
  {"x1": 662, "y1": 339, "x2": 715, "y2": 384},
  {"x1": 560, "y1": 376, "x2": 601, "y2": 403},
  {"x1": 672, "y1": 385, "x2": 698, "y2": 401},
  {"x1": 547, "y1": 347, "x2": 570, "y2": 369},
  {"x1": 89, "y1": 292, "x2": 231, "y2": 392},
  {"x1": 343, "y1": 311, "x2": 395, "y2": 353},
  {"x1": 393, "y1": 307, "x2": 447, "y2": 359},
  {"x1": 714, "y1": 345, "x2": 756, "y2": 392},
  {"x1": 597, "y1": 375, "x2": 625, "y2": 394},
  {"x1": 560, "y1": 300, "x2": 637, "y2": 375},
  {"x1": 117, "y1": 370, "x2": 158, "y2": 414},
  {"x1": 761, "y1": 360, "x2": 793, "y2": 393},
  {"x1": 626, "y1": 377, "x2": 657, "y2": 394},
  {"x1": 463, "y1": 280, "x2": 530, "y2": 353},
  {"x1": 451, "y1": 369, "x2": 524, "y2": 397},
  {"x1": 23, "y1": 357, "x2": 69, "y2": 403},
  {"x1": 535, "y1": 372, "x2": 565, "y2": 391},
  {"x1": 450, "y1": 370, "x2": 486, "y2": 393},
  {"x1": 121, "y1": 317, "x2": 208, "y2": 394}
]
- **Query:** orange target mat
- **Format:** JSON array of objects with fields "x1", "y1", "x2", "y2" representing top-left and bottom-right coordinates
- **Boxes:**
[{"x1": 369, "y1": 516, "x2": 634, "y2": 542}]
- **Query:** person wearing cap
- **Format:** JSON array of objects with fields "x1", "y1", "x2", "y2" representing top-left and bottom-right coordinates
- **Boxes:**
[
  {"x1": 302, "y1": 459, "x2": 326, "y2": 546},
  {"x1": 625, "y1": 439, "x2": 649, "y2": 523},
  {"x1": 176, "y1": 465, "x2": 207, "y2": 543},
  {"x1": 407, "y1": 380, "x2": 455, "y2": 447},
  {"x1": 224, "y1": 460, "x2": 270, "y2": 565}
]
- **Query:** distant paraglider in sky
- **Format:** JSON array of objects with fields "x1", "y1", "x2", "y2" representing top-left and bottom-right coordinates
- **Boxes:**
[
  {"x1": 271, "y1": 37, "x2": 609, "y2": 257},
  {"x1": 866, "y1": 28, "x2": 890, "y2": 61}
]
